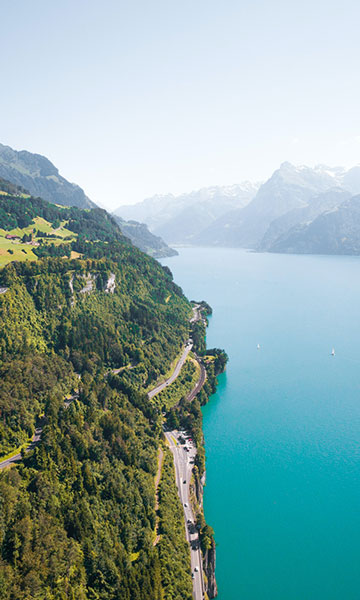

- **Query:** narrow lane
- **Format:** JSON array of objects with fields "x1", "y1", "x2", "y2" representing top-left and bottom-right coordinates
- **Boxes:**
[
  {"x1": 0, "y1": 426, "x2": 43, "y2": 470},
  {"x1": 148, "y1": 341, "x2": 193, "y2": 399},
  {"x1": 0, "y1": 393, "x2": 79, "y2": 470}
]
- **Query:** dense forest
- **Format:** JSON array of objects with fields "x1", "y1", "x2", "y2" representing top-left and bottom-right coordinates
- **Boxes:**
[
  {"x1": 0, "y1": 183, "x2": 228, "y2": 599},
  {"x1": 0, "y1": 184, "x2": 200, "y2": 598}
]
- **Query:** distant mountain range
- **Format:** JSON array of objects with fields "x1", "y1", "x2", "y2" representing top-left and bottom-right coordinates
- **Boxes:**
[
  {"x1": 0, "y1": 142, "x2": 175, "y2": 258},
  {"x1": 114, "y1": 183, "x2": 260, "y2": 245},
  {"x1": 115, "y1": 163, "x2": 360, "y2": 255}
]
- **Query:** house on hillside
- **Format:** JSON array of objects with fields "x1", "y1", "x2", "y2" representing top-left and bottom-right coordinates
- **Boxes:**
[{"x1": 5, "y1": 234, "x2": 20, "y2": 240}]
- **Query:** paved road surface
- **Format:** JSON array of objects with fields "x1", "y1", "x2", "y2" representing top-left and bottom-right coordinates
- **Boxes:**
[
  {"x1": 148, "y1": 342, "x2": 193, "y2": 399},
  {"x1": 165, "y1": 430, "x2": 205, "y2": 600},
  {"x1": 0, "y1": 426, "x2": 43, "y2": 470},
  {"x1": 0, "y1": 393, "x2": 79, "y2": 470}
]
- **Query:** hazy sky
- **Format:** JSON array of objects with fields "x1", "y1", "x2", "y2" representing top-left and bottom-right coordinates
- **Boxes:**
[{"x1": 1, "y1": 0, "x2": 360, "y2": 209}]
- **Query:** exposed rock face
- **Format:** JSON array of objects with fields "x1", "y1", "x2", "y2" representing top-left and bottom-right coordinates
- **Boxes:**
[
  {"x1": 203, "y1": 538, "x2": 217, "y2": 598},
  {"x1": 105, "y1": 273, "x2": 116, "y2": 293},
  {"x1": 80, "y1": 274, "x2": 96, "y2": 294},
  {"x1": 0, "y1": 143, "x2": 95, "y2": 209},
  {"x1": 192, "y1": 466, "x2": 217, "y2": 598}
]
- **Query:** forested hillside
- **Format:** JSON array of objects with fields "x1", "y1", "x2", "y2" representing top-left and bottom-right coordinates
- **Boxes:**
[
  {"x1": 113, "y1": 215, "x2": 177, "y2": 259},
  {"x1": 0, "y1": 176, "x2": 176, "y2": 261},
  {"x1": 0, "y1": 190, "x2": 197, "y2": 599}
]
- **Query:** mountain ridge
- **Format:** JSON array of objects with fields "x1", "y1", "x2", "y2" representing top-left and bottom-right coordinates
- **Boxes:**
[
  {"x1": 0, "y1": 143, "x2": 95, "y2": 209},
  {"x1": 114, "y1": 182, "x2": 260, "y2": 244},
  {"x1": 116, "y1": 162, "x2": 360, "y2": 255},
  {"x1": 0, "y1": 143, "x2": 176, "y2": 258}
]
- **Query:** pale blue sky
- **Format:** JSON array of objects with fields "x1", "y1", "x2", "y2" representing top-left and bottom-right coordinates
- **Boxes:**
[{"x1": 1, "y1": 0, "x2": 360, "y2": 208}]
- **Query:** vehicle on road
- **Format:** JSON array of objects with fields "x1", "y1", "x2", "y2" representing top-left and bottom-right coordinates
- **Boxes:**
[
  {"x1": 183, "y1": 480, "x2": 186, "y2": 484},
  {"x1": 194, "y1": 566, "x2": 199, "y2": 572},
  {"x1": 184, "y1": 502, "x2": 188, "y2": 507}
]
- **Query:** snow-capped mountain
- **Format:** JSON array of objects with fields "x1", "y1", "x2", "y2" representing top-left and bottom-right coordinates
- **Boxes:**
[
  {"x1": 114, "y1": 182, "x2": 260, "y2": 244},
  {"x1": 115, "y1": 163, "x2": 360, "y2": 254}
]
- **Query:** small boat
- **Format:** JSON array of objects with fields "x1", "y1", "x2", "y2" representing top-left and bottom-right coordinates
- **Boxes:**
[
  {"x1": 331, "y1": 348, "x2": 335, "y2": 356},
  {"x1": 257, "y1": 344, "x2": 261, "y2": 350}
]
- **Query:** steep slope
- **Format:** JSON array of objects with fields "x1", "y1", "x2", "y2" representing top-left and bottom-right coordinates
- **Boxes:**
[
  {"x1": 340, "y1": 165, "x2": 360, "y2": 195},
  {"x1": 194, "y1": 163, "x2": 338, "y2": 248},
  {"x1": 269, "y1": 195, "x2": 360, "y2": 254},
  {"x1": 0, "y1": 174, "x2": 175, "y2": 261},
  {"x1": 0, "y1": 188, "x2": 200, "y2": 598},
  {"x1": 0, "y1": 143, "x2": 95, "y2": 209},
  {"x1": 0, "y1": 177, "x2": 125, "y2": 266},
  {"x1": 113, "y1": 215, "x2": 177, "y2": 258},
  {"x1": 114, "y1": 183, "x2": 259, "y2": 243},
  {"x1": 259, "y1": 187, "x2": 351, "y2": 251}
]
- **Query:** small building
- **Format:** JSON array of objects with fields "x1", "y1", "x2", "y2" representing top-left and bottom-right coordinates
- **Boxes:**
[{"x1": 5, "y1": 234, "x2": 20, "y2": 240}]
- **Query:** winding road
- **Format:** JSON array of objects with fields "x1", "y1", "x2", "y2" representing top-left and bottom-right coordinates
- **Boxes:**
[
  {"x1": 0, "y1": 393, "x2": 79, "y2": 470},
  {"x1": 0, "y1": 426, "x2": 43, "y2": 470},
  {"x1": 148, "y1": 341, "x2": 193, "y2": 399},
  {"x1": 0, "y1": 304, "x2": 208, "y2": 600}
]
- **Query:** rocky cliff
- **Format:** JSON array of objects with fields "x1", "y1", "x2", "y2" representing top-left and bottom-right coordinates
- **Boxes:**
[{"x1": 192, "y1": 465, "x2": 218, "y2": 598}]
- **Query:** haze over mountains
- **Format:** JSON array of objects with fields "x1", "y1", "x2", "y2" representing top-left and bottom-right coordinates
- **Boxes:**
[
  {"x1": 114, "y1": 183, "x2": 260, "y2": 245},
  {"x1": 0, "y1": 143, "x2": 176, "y2": 258},
  {"x1": 4, "y1": 140, "x2": 360, "y2": 257},
  {"x1": 115, "y1": 163, "x2": 360, "y2": 255}
]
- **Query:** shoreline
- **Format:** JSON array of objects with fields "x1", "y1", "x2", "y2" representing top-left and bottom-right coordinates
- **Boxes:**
[{"x1": 161, "y1": 301, "x2": 227, "y2": 599}]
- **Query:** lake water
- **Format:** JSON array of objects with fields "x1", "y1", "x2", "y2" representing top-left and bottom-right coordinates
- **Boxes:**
[{"x1": 161, "y1": 247, "x2": 360, "y2": 600}]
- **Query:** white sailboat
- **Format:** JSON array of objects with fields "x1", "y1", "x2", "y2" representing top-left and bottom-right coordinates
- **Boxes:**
[
  {"x1": 257, "y1": 344, "x2": 261, "y2": 350},
  {"x1": 331, "y1": 348, "x2": 335, "y2": 356}
]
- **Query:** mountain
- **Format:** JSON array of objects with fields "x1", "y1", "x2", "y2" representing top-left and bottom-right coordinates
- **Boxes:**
[
  {"x1": 259, "y1": 187, "x2": 351, "y2": 251},
  {"x1": 194, "y1": 163, "x2": 341, "y2": 248},
  {"x1": 114, "y1": 183, "x2": 259, "y2": 244},
  {"x1": 0, "y1": 143, "x2": 176, "y2": 258},
  {"x1": 268, "y1": 195, "x2": 360, "y2": 254},
  {"x1": 336, "y1": 165, "x2": 360, "y2": 196},
  {"x1": 0, "y1": 143, "x2": 95, "y2": 209},
  {"x1": 116, "y1": 163, "x2": 360, "y2": 250},
  {"x1": 113, "y1": 215, "x2": 177, "y2": 258}
]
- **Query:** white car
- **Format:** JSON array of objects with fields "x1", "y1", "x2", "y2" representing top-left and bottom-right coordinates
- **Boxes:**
[
  {"x1": 194, "y1": 566, "x2": 199, "y2": 572},
  {"x1": 184, "y1": 502, "x2": 188, "y2": 507}
]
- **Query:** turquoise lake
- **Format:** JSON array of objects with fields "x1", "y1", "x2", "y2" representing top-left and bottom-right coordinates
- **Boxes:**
[{"x1": 161, "y1": 247, "x2": 360, "y2": 600}]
